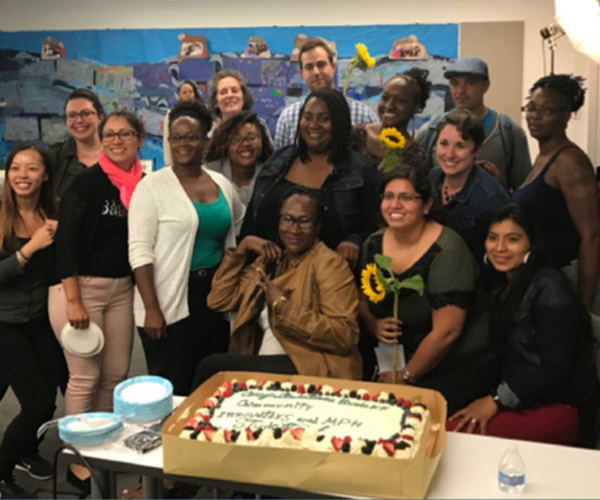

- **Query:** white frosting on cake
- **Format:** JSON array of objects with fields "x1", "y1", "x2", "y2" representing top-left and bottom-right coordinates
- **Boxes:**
[{"x1": 210, "y1": 389, "x2": 406, "y2": 441}]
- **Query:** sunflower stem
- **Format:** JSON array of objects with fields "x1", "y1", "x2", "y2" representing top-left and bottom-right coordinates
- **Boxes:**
[
  {"x1": 392, "y1": 291, "x2": 399, "y2": 384},
  {"x1": 343, "y1": 61, "x2": 357, "y2": 96}
]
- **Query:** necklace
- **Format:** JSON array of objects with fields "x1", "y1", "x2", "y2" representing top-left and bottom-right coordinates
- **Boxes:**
[{"x1": 443, "y1": 184, "x2": 457, "y2": 203}]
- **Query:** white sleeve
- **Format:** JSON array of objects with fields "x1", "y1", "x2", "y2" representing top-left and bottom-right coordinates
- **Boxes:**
[{"x1": 128, "y1": 180, "x2": 159, "y2": 270}]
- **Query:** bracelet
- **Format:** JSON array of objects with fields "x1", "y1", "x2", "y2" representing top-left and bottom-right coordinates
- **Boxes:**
[
  {"x1": 16, "y1": 250, "x2": 30, "y2": 263},
  {"x1": 271, "y1": 295, "x2": 288, "y2": 312}
]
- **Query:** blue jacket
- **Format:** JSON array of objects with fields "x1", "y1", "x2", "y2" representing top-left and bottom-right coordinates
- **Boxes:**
[
  {"x1": 241, "y1": 146, "x2": 381, "y2": 250},
  {"x1": 429, "y1": 165, "x2": 508, "y2": 263}
]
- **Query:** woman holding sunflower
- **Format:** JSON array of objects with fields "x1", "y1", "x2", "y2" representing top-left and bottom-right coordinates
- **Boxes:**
[
  {"x1": 350, "y1": 68, "x2": 431, "y2": 172},
  {"x1": 359, "y1": 165, "x2": 498, "y2": 415},
  {"x1": 242, "y1": 87, "x2": 380, "y2": 269}
]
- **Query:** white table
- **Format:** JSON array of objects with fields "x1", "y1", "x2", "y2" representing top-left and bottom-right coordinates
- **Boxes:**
[{"x1": 71, "y1": 417, "x2": 600, "y2": 499}]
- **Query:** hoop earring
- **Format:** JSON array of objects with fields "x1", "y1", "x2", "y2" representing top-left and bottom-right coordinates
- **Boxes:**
[
  {"x1": 523, "y1": 251, "x2": 530, "y2": 264},
  {"x1": 483, "y1": 254, "x2": 489, "y2": 265}
]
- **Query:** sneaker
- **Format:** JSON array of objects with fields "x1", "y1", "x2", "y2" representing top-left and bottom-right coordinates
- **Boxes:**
[
  {"x1": 15, "y1": 453, "x2": 53, "y2": 480},
  {"x1": 0, "y1": 478, "x2": 36, "y2": 499}
]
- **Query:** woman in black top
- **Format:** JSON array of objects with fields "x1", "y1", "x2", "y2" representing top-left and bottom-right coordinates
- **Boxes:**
[
  {"x1": 242, "y1": 87, "x2": 380, "y2": 269},
  {"x1": 449, "y1": 205, "x2": 599, "y2": 447},
  {"x1": 0, "y1": 142, "x2": 62, "y2": 499},
  {"x1": 48, "y1": 110, "x2": 145, "y2": 490}
]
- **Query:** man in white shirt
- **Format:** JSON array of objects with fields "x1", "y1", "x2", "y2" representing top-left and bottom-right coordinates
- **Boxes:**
[{"x1": 274, "y1": 38, "x2": 378, "y2": 149}]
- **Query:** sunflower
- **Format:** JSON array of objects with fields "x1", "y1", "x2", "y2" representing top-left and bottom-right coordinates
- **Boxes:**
[
  {"x1": 379, "y1": 127, "x2": 407, "y2": 150},
  {"x1": 355, "y1": 43, "x2": 376, "y2": 69},
  {"x1": 361, "y1": 263, "x2": 386, "y2": 303}
]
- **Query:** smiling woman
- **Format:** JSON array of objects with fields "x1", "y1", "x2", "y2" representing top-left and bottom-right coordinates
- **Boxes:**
[
  {"x1": 241, "y1": 87, "x2": 380, "y2": 270},
  {"x1": 191, "y1": 187, "x2": 362, "y2": 390},
  {"x1": 129, "y1": 100, "x2": 245, "y2": 396},
  {"x1": 206, "y1": 111, "x2": 274, "y2": 206},
  {"x1": 47, "y1": 109, "x2": 145, "y2": 491},
  {"x1": 208, "y1": 70, "x2": 255, "y2": 129}
]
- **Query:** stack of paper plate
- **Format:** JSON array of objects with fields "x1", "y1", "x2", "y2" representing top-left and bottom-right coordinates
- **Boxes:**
[
  {"x1": 114, "y1": 376, "x2": 173, "y2": 422},
  {"x1": 58, "y1": 412, "x2": 123, "y2": 446}
]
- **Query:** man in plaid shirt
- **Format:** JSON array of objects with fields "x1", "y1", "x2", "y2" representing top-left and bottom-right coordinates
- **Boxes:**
[{"x1": 274, "y1": 38, "x2": 379, "y2": 150}]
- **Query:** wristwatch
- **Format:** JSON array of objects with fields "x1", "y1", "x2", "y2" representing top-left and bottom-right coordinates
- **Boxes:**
[
  {"x1": 401, "y1": 367, "x2": 414, "y2": 384},
  {"x1": 490, "y1": 388, "x2": 508, "y2": 411}
]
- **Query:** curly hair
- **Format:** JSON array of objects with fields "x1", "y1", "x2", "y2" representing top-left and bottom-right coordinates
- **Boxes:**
[
  {"x1": 208, "y1": 70, "x2": 255, "y2": 118},
  {"x1": 205, "y1": 111, "x2": 273, "y2": 163},
  {"x1": 436, "y1": 109, "x2": 485, "y2": 149},
  {"x1": 296, "y1": 88, "x2": 351, "y2": 164},
  {"x1": 169, "y1": 100, "x2": 213, "y2": 135},
  {"x1": 529, "y1": 74, "x2": 586, "y2": 112}
]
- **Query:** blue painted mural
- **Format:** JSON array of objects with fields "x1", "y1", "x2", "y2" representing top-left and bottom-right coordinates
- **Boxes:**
[{"x1": 0, "y1": 24, "x2": 458, "y2": 168}]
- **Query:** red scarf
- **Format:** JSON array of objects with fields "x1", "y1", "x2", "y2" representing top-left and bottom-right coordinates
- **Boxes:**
[{"x1": 98, "y1": 152, "x2": 142, "y2": 210}]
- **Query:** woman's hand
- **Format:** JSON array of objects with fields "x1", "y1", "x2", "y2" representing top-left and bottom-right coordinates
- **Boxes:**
[
  {"x1": 236, "y1": 236, "x2": 282, "y2": 263},
  {"x1": 66, "y1": 299, "x2": 90, "y2": 330},
  {"x1": 449, "y1": 395, "x2": 499, "y2": 435},
  {"x1": 144, "y1": 307, "x2": 167, "y2": 341},
  {"x1": 256, "y1": 267, "x2": 285, "y2": 306},
  {"x1": 24, "y1": 219, "x2": 58, "y2": 256},
  {"x1": 335, "y1": 241, "x2": 360, "y2": 269},
  {"x1": 373, "y1": 317, "x2": 402, "y2": 344},
  {"x1": 377, "y1": 371, "x2": 406, "y2": 385}
]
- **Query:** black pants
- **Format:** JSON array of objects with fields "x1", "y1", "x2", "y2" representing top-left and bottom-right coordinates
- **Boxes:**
[
  {"x1": 191, "y1": 354, "x2": 298, "y2": 393},
  {"x1": 139, "y1": 268, "x2": 230, "y2": 396},
  {"x1": 0, "y1": 316, "x2": 62, "y2": 479}
]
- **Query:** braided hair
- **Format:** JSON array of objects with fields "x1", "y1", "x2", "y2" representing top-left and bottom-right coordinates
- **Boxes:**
[
  {"x1": 296, "y1": 87, "x2": 351, "y2": 164},
  {"x1": 529, "y1": 74, "x2": 586, "y2": 112}
]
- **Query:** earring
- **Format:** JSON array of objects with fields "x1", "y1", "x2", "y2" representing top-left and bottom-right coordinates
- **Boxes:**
[
  {"x1": 483, "y1": 254, "x2": 489, "y2": 265},
  {"x1": 523, "y1": 251, "x2": 530, "y2": 264}
]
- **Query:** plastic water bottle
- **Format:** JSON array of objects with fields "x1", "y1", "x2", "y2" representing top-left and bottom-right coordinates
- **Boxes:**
[{"x1": 498, "y1": 444, "x2": 526, "y2": 493}]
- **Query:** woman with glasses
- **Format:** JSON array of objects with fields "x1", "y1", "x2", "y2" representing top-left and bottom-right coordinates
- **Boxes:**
[
  {"x1": 205, "y1": 111, "x2": 274, "y2": 206},
  {"x1": 48, "y1": 88, "x2": 105, "y2": 197},
  {"x1": 48, "y1": 110, "x2": 145, "y2": 493},
  {"x1": 513, "y1": 74, "x2": 600, "y2": 310},
  {"x1": 359, "y1": 165, "x2": 497, "y2": 414},
  {"x1": 242, "y1": 88, "x2": 380, "y2": 270},
  {"x1": 428, "y1": 110, "x2": 508, "y2": 263},
  {"x1": 192, "y1": 187, "x2": 361, "y2": 389},
  {"x1": 129, "y1": 101, "x2": 245, "y2": 396}
]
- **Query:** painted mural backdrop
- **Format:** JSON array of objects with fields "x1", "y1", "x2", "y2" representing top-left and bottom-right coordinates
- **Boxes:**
[{"x1": 0, "y1": 24, "x2": 458, "y2": 168}]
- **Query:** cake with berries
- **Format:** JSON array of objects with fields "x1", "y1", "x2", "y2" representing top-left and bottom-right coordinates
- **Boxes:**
[{"x1": 178, "y1": 378, "x2": 429, "y2": 459}]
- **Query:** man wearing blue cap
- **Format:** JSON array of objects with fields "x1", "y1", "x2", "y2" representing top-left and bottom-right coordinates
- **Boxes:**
[{"x1": 416, "y1": 56, "x2": 531, "y2": 190}]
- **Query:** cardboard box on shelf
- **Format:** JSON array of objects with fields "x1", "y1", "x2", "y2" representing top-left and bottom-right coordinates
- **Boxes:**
[{"x1": 162, "y1": 371, "x2": 446, "y2": 499}]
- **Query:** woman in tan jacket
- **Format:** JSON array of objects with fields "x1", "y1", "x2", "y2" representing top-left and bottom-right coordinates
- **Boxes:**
[{"x1": 192, "y1": 187, "x2": 362, "y2": 389}]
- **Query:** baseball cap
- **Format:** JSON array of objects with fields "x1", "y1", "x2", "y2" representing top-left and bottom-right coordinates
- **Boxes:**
[{"x1": 444, "y1": 56, "x2": 489, "y2": 79}]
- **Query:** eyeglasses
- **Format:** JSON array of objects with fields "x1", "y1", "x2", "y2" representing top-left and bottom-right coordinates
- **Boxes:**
[
  {"x1": 521, "y1": 104, "x2": 568, "y2": 117},
  {"x1": 382, "y1": 192, "x2": 422, "y2": 203},
  {"x1": 102, "y1": 130, "x2": 138, "y2": 142},
  {"x1": 230, "y1": 133, "x2": 261, "y2": 145},
  {"x1": 169, "y1": 134, "x2": 202, "y2": 144},
  {"x1": 279, "y1": 214, "x2": 316, "y2": 230},
  {"x1": 65, "y1": 110, "x2": 97, "y2": 122}
]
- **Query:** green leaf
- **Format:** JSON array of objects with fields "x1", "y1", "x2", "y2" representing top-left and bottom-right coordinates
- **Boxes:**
[
  {"x1": 374, "y1": 253, "x2": 392, "y2": 272},
  {"x1": 396, "y1": 275, "x2": 425, "y2": 296},
  {"x1": 376, "y1": 267, "x2": 393, "y2": 293}
]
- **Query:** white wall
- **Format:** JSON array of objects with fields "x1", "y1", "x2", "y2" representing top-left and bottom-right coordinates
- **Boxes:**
[{"x1": 2, "y1": 0, "x2": 599, "y2": 163}]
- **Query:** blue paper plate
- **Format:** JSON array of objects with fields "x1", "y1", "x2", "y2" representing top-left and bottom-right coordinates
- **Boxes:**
[
  {"x1": 114, "y1": 375, "x2": 173, "y2": 422},
  {"x1": 58, "y1": 412, "x2": 123, "y2": 446}
]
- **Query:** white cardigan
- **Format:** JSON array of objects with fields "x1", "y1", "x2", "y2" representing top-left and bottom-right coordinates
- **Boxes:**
[{"x1": 128, "y1": 166, "x2": 245, "y2": 327}]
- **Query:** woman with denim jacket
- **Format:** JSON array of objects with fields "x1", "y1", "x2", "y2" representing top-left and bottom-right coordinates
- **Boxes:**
[
  {"x1": 449, "y1": 204, "x2": 599, "y2": 447},
  {"x1": 241, "y1": 87, "x2": 380, "y2": 270},
  {"x1": 428, "y1": 110, "x2": 508, "y2": 263}
]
